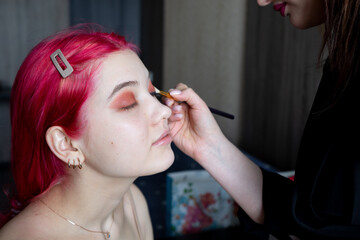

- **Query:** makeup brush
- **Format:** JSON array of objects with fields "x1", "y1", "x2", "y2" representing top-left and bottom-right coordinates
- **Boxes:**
[{"x1": 155, "y1": 87, "x2": 235, "y2": 120}]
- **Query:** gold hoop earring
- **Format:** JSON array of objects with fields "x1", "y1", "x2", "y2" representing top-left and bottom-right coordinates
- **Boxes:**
[
  {"x1": 77, "y1": 158, "x2": 82, "y2": 169},
  {"x1": 72, "y1": 159, "x2": 76, "y2": 169}
]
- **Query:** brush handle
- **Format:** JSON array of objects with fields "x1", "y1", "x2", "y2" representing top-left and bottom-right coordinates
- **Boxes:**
[
  {"x1": 155, "y1": 88, "x2": 234, "y2": 120},
  {"x1": 208, "y1": 107, "x2": 235, "y2": 120}
]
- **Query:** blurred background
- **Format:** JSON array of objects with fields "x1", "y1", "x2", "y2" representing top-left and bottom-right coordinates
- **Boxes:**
[{"x1": 0, "y1": 0, "x2": 323, "y2": 239}]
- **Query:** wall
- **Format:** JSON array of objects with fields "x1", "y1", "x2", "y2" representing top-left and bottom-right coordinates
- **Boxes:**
[
  {"x1": 70, "y1": 0, "x2": 141, "y2": 46},
  {"x1": 0, "y1": 0, "x2": 70, "y2": 89},
  {"x1": 0, "y1": 0, "x2": 70, "y2": 163},
  {"x1": 163, "y1": 0, "x2": 247, "y2": 146}
]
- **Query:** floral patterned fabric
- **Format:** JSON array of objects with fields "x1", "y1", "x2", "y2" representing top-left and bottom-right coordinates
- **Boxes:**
[{"x1": 166, "y1": 170, "x2": 239, "y2": 236}]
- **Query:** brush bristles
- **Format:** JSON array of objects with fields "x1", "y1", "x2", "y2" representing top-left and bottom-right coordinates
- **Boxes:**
[{"x1": 154, "y1": 87, "x2": 174, "y2": 100}]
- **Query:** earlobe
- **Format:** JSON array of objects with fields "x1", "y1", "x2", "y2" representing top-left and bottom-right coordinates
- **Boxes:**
[{"x1": 46, "y1": 126, "x2": 85, "y2": 169}]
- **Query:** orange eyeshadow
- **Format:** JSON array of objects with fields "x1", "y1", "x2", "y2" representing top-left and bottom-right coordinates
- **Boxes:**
[{"x1": 110, "y1": 91, "x2": 135, "y2": 109}]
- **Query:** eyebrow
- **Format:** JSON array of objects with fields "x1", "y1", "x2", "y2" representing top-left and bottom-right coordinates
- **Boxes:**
[{"x1": 108, "y1": 80, "x2": 139, "y2": 100}]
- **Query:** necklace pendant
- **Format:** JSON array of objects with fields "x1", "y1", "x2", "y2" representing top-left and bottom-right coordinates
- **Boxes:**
[{"x1": 106, "y1": 232, "x2": 110, "y2": 239}]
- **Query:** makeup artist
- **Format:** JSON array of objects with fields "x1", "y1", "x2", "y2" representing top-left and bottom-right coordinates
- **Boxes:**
[{"x1": 167, "y1": 0, "x2": 360, "y2": 239}]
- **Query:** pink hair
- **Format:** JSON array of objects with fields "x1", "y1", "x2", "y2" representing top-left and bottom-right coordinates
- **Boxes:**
[{"x1": 1, "y1": 24, "x2": 137, "y2": 226}]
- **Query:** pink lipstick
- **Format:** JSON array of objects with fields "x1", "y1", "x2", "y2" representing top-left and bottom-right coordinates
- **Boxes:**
[
  {"x1": 273, "y1": 2, "x2": 287, "y2": 17},
  {"x1": 153, "y1": 131, "x2": 172, "y2": 146}
]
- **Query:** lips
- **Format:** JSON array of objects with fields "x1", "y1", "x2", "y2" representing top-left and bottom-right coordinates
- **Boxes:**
[
  {"x1": 273, "y1": 2, "x2": 287, "y2": 17},
  {"x1": 152, "y1": 131, "x2": 172, "y2": 146}
]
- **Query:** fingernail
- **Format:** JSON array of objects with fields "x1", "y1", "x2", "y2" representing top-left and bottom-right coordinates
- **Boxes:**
[
  {"x1": 172, "y1": 105, "x2": 182, "y2": 111},
  {"x1": 165, "y1": 98, "x2": 174, "y2": 106},
  {"x1": 170, "y1": 90, "x2": 181, "y2": 95},
  {"x1": 174, "y1": 113, "x2": 183, "y2": 119}
]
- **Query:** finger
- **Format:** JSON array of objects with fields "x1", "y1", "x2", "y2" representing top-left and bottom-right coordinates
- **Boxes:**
[
  {"x1": 175, "y1": 83, "x2": 188, "y2": 90},
  {"x1": 169, "y1": 113, "x2": 184, "y2": 122},
  {"x1": 171, "y1": 104, "x2": 182, "y2": 114},
  {"x1": 169, "y1": 101, "x2": 187, "y2": 121},
  {"x1": 163, "y1": 97, "x2": 174, "y2": 107},
  {"x1": 169, "y1": 87, "x2": 208, "y2": 112}
]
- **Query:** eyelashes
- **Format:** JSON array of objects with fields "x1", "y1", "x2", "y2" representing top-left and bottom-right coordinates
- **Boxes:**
[
  {"x1": 150, "y1": 91, "x2": 163, "y2": 102},
  {"x1": 120, "y1": 91, "x2": 160, "y2": 111},
  {"x1": 121, "y1": 102, "x2": 137, "y2": 111}
]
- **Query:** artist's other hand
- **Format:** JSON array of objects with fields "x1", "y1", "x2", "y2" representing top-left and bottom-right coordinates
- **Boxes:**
[{"x1": 166, "y1": 83, "x2": 226, "y2": 162}]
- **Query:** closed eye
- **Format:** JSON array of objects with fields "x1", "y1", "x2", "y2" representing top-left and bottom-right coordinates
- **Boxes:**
[
  {"x1": 109, "y1": 91, "x2": 138, "y2": 111},
  {"x1": 121, "y1": 102, "x2": 137, "y2": 111}
]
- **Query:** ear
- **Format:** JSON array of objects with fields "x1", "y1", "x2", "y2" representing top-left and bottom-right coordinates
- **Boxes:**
[{"x1": 46, "y1": 126, "x2": 85, "y2": 169}]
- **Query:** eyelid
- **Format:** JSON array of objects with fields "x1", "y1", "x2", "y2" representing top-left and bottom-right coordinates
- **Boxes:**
[
  {"x1": 122, "y1": 89, "x2": 157, "y2": 111},
  {"x1": 109, "y1": 90, "x2": 137, "y2": 111},
  {"x1": 120, "y1": 102, "x2": 137, "y2": 111},
  {"x1": 112, "y1": 82, "x2": 158, "y2": 111}
]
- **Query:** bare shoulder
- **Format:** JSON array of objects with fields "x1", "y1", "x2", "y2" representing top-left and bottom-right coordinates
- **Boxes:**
[
  {"x1": 0, "y1": 201, "x2": 64, "y2": 240},
  {"x1": 0, "y1": 217, "x2": 25, "y2": 240},
  {"x1": 129, "y1": 184, "x2": 154, "y2": 239},
  {"x1": 0, "y1": 209, "x2": 47, "y2": 240}
]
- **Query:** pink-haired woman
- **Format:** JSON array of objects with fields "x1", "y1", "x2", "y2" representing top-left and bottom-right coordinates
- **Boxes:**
[{"x1": 0, "y1": 24, "x2": 174, "y2": 240}]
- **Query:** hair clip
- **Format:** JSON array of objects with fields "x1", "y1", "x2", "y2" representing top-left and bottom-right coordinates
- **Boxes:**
[{"x1": 50, "y1": 49, "x2": 73, "y2": 78}]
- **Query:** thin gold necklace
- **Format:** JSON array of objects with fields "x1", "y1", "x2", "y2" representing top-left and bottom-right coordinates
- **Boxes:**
[{"x1": 39, "y1": 199, "x2": 115, "y2": 239}]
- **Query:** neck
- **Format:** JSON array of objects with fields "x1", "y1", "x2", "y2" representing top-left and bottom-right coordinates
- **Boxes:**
[{"x1": 41, "y1": 166, "x2": 137, "y2": 233}]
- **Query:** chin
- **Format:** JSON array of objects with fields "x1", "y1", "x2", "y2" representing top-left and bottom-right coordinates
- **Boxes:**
[
  {"x1": 289, "y1": 18, "x2": 308, "y2": 29},
  {"x1": 290, "y1": 16, "x2": 323, "y2": 29},
  {"x1": 158, "y1": 149, "x2": 175, "y2": 172},
  {"x1": 143, "y1": 149, "x2": 175, "y2": 176}
]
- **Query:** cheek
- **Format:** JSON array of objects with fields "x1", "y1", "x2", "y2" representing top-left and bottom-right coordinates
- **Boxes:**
[
  {"x1": 82, "y1": 103, "x2": 152, "y2": 163},
  {"x1": 288, "y1": 0, "x2": 324, "y2": 29},
  {"x1": 86, "y1": 120, "x2": 150, "y2": 172},
  {"x1": 105, "y1": 118, "x2": 149, "y2": 153}
]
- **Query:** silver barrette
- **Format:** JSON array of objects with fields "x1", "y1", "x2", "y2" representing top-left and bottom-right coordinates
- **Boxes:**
[{"x1": 50, "y1": 49, "x2": 73, "y2": 78}]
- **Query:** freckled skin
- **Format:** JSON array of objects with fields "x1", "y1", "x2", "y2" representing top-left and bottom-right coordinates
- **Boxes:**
[{"x1": 78, "y1": 50, "x2": 174, "y2": 178}]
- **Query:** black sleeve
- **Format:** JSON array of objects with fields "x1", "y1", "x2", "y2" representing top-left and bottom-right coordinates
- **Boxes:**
[
  {"x1": 261, "y1": 169, "x2": 299, "y2": 238},
  {"x1": 236, "y1": 169, "x2": 297, "y2": 240}
]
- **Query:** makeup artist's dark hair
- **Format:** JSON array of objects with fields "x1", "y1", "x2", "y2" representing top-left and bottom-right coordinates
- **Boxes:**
[{"x1": 320, "y1": 0, "x2": 360, "y2": 86}]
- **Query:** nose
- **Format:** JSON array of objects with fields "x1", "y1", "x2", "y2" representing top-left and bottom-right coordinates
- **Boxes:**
[
  {"x1": 151, "y1": 97, "x2": 172, "y2": 124},
  {"x1": 257, "y1": 0, "x2": 273, "y2": 7}
]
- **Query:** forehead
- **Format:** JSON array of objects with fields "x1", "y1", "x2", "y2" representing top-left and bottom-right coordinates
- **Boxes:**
[
  {"x1": 90, "y1": 50, "x2": 148, "y2": 97},
  {"x1": 99, "y1": 50, "x2": 147, "y2": 84}
]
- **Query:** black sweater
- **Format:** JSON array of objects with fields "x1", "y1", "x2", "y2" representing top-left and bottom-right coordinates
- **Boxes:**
[{"x1": 239, "y1": 60, "x2": 360, "y2": 239}]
